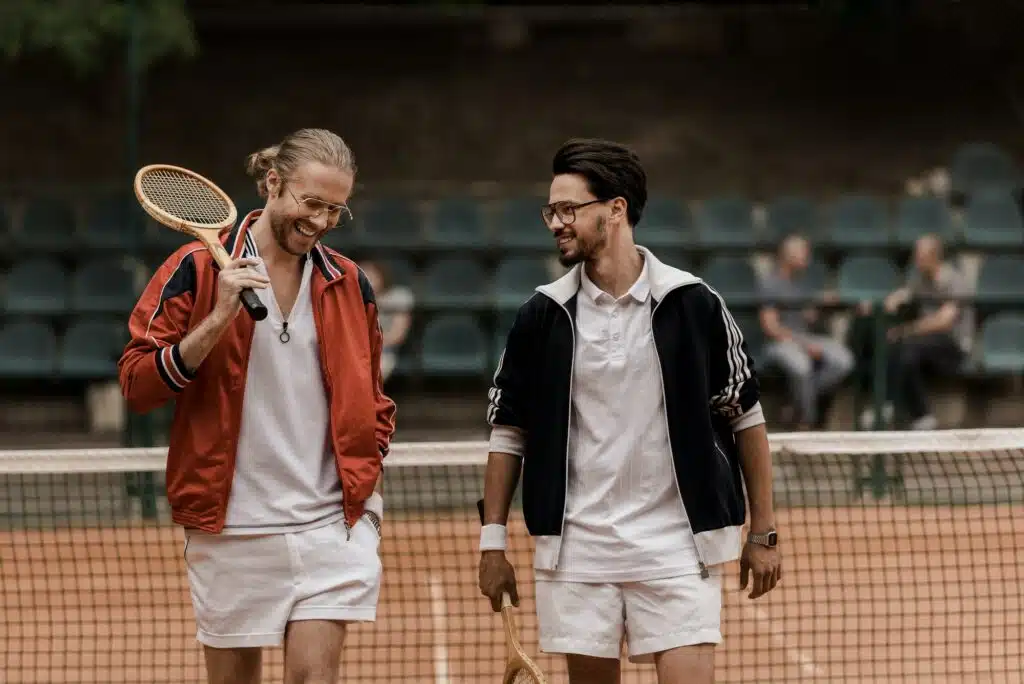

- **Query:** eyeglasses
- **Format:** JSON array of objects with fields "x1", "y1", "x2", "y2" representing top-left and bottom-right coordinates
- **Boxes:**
[
  {"x1": 541, "y1": 199, "x2": 608, "y2": 227},
  {"x1": 286, "y1": 187, "x2": 354, "y2": 228}
]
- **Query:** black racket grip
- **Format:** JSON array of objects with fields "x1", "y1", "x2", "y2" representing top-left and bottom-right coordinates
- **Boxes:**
[{"x1": 240, "y1": 288, "x2": 268, "y2": 321}]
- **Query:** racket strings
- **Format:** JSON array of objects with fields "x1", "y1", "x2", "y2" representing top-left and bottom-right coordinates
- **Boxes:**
[{"x1": 140, "y1": 169, "x2": 232, "y2": 226}]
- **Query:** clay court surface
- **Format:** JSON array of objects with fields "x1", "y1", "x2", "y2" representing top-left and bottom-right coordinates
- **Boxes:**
[{"x1": 2, "y1": 506, "x2": 1022, "y2": 684}]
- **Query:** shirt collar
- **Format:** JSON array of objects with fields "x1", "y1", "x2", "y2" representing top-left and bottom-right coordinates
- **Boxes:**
[{"x1": 579, "y1": 253, "x2": 651, "y2": 304}]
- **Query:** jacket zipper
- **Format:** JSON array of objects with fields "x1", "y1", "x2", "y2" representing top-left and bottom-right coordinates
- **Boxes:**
[{"x1": 651, "y1": 291, "x2": 711, "y2": 579}]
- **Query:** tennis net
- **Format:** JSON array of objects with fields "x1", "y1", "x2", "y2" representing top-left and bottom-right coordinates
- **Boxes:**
[{"x1": 2, "y1": 428, "x2": 1022, "y2": 683}]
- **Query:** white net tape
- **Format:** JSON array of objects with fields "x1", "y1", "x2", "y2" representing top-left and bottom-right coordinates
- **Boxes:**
[{"x1": 1, "y1": 428, "x2": 1022, "y2": 475}]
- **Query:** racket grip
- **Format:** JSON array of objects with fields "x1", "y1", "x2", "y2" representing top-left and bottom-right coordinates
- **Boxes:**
[{"x1": 240, "y1": 288, "x2": 268, "y2": 321}]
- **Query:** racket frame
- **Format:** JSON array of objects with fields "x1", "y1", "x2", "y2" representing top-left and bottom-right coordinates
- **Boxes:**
[{"x1": 501, "y1": 592, "x2": 548, "y2": 684}]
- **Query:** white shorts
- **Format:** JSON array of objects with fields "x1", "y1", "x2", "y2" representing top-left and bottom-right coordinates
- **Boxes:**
[
  {"x1": 183, "y1": 517, "x2": 382, "y2": 649},
  {"x1": 535, "y1": 570, "x2": 723, "y2": 662}
]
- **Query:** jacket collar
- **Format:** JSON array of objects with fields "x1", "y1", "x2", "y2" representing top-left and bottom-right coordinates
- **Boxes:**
[
  {"x1": 225, "y1": 209, "x2": 346, "y2": 283},
  {"x1": 535, "y1": 245, "x2": 702, "y2": 305}
]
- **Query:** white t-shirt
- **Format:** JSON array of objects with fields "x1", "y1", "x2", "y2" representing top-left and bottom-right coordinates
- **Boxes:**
[
  {"x1": 534, "y1": 259, "x2": 702, "y2": 582},
  {"x1": 221, "y1": 248, "x2": 344, "y2": 535}
]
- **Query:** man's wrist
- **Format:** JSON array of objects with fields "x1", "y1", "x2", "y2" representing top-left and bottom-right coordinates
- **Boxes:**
[{"x1": 479, "y1": 523, "x2": 507, "y2": 552}]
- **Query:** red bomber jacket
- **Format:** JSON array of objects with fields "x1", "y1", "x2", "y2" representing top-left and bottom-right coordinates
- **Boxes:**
[{"x1": 117, "y1": 212, "x2": 397, "y2": 533}]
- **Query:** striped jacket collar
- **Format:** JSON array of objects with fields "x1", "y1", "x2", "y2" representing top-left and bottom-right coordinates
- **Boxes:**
[
  {"x1": 535, "y1": 245, "x2": 702, "y2": 305},
  {"x1": 225, "y1": 210, "x2": 346, "y2": 282}
]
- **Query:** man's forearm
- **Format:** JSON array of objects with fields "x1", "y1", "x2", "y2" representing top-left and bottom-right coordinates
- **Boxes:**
[
  {"x1": 482, "y1": 451, "x2": 522, "y2": 525},
  {"x1": 178, "y1": 310, "x2": 233, "y2": 373},
  {"x1": 736, "y1": 422, "x2": 775, "y2": 532}
]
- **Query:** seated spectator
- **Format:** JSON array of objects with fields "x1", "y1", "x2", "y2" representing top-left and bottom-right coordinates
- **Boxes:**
[
  {"x1": 854, "y1": 235, "x2": 973, "y2": 430},
  {"x1": 759, "y1": 234, "x2": 853, "y2": 430},
  {"x1": 360, "y1": 260, "x2": 414, "y2": 382}
]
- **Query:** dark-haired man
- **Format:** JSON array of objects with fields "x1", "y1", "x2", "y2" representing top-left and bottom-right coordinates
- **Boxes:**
[{"x1": 478, "y1": 138, "x2": 780, "y2": 684}]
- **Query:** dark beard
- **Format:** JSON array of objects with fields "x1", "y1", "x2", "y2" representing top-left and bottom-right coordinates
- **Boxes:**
[{"x1": 557, "y1": 216, "x2": 606, "y2": 267}]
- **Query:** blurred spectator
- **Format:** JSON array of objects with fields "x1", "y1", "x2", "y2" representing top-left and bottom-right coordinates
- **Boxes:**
[
  {"x1": 759, "y1": 234, "x2": 853, "y2": 430},
  {"x1": 853, "y1": 235, "x2": 973, "y2": 430},
  {"x1": 361, "y1": 260, "x2": 414, "y2": 381}
]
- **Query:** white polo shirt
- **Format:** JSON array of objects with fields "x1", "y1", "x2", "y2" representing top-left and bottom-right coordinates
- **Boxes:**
[
  {"x1": 538, "y1": 258, "x2": 701, "y2": 582},
  {"x1": 221, "y1": 240, "x2": 345, "y2": 535}
]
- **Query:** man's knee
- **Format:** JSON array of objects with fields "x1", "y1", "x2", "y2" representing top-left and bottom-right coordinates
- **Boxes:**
[
  {"x1": 203, "y1": 646, "x2": 261, "y2": 684},
  {"x1": 654, "y1": 642, "x2": 716, "y2": 684}
]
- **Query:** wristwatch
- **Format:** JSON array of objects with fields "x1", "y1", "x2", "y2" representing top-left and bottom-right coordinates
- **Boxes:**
[
  {"x1": 364, "y1": 510, "x2": 382, "y2": 538},
  {"x1": 747, "y1": 528, "x2": 778, "y2": 547}
]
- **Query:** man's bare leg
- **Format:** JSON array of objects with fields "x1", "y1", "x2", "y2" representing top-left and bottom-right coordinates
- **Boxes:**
[
  {"x1": 283, "y1": 620, "x2": 347, "y2": 684},
  {"x1": 203, "y1": 646, "x2": 261, "y2": 684},
  {"x1": 566, "y1": 654, "x2": 621, "y2": 684},
  {"x1": 654, "y1": 643, "x2": 715, "y2": 684}
]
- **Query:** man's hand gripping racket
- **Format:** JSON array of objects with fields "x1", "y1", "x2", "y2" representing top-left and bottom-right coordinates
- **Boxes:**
[
  {"x1": 134, "y1": 164, "x2": 269, "y2": 321},
  {"x1": 476, "y1": 501, "x2": 547, "y2": 683}
]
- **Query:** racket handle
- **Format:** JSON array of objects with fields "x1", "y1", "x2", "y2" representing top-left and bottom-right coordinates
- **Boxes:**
[
  {"x1": 240, "y1": 288, "x2": 268, "y2": 321},
  {"x1": 501, "y1": 592, "x2": 513, "y2": 609}
]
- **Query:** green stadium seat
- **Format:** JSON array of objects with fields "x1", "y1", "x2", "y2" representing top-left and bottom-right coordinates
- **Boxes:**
[
  {"x1": 144, "y1": 217, "x2": 192, "y2": 253},
  {"x1": 827, "y1": 195, "x2": 890, "y2": 249},
  {"x1": 82, "y1": 192, "x2": 143, "y2": 251},
  {"x1": 429, "y1": 197, "x2": 488, "y2": 248},
  {"x1": 370, "y1": 257, "x2": 416, "y2": 290},
  {"x1": 837, "y1": 255, "x2": 901, "y2": 302},
  {"x1": 356, "y1": 198, "x2": 423, "y2": 248},
  {"x1": 765, "y1": 195, "x2": 820, "y2": 242},
  {"x1": 493, "y1": 310, "x2": 519, "y2": 367},
  {"x1": 639, "y1": 197, "x2": 691, "y2": 248},
  {"x1": 975, "y1": 255, "x2": 1024, "y2": 306},
  {"x1": 796, "y1": 258, "x2": 829, "y2": 292},
  {"x1": 420, "y1": 314, "x2": 488, "y2": 376},
  {"x1": 951, "y1": 142, "x2": 1020, "y2": 196},
  {"x1": 979, "y1": 312, "x2": 1024, "y2": 373},
  {"x1": 696, "y1": 196, "x2": 756, "y2": 247},
  {"x1": 895, "y1": 196, "x2": 955, "y2": 247},
  {"x1": 656, "y1": 248, "x2": 694, "y2": 273},
  {"x1": 496, "y1": 197, "x2": 550, "y2": 248},
  {"x1": 730, "y1": 311, "x2": 765, "y2": 367},
  {"x1": 16, "y1": 197, "x2": 77, "y2": 252},
  {"x1": 493, "y1": 257, "x2": 549, "y2": 310},
  {"x1": 0, "y1": 321, "x2": 57, "y2": 377},
  {"x1": 3, "y1": 258, "x2": 68, "y2": 315},
  {"x1": 58, "y1": 318, "x2": 126, "y2": 379},
  {"x1": 421, "y1": 258, "x2": 489, "y2": 308},
  {"x1": 700, "y1": 256, "x2": 759, "y2": 306},
  {"x1": 70, "y1": 258, "x2": 140, "y2": 315},
  {"x1": 963, "y1": 190, "x2": 1024, "y2": 248}
]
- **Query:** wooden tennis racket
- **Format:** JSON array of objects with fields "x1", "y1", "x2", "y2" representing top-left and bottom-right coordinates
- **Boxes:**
[
  {"x1": 134, "y1": 163, "x2": 268, "y2": 321},
  {"x1": 500, "y1": 591, "x2": 548, "y2": 684}
]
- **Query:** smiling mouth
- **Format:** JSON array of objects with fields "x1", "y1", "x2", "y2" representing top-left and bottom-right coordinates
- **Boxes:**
[
  {"x1": 556, "y1": 234, "x2": 575, "y2": 247},
  {"x1": 295, "y1": 223, "x2": 318, "y2": 238}
]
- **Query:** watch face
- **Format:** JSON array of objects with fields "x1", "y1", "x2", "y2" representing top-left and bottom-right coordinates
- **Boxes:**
[{"x1": 768, "y1": 531, "x2": 778, "y2": 546}]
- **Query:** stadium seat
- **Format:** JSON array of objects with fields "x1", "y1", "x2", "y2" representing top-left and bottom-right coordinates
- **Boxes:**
[
  {"x1": 827, "y1": 194, "x2": 890, "y2": 249},
  {"x1": 70, "y1": 258, "x2": 140, "y2": 315},
  {"x1": 82, "y1": 192, "x2": 143, "y2": 251},
  {"x1": 0, "y1": 321, "x2": 57, "y2": 377},
  {"x1": 493, "y1": 256, "x2": 549, "y2": 310},
  {"x1": 700, "y1": 256, "x2": 759, "y2": 306},
  {"x1": 495, "y1": 197, "x2": 551, "y2": 248},
  {"x1": 975, "y1": 255, "x2": 1024, "y2": 306},
  {"x1": 2, "y1": 258, "x2": 68, "y2": 315},
  {"x1": 979, "y1": 312, "x2": 1024, "y2": 373},
  {"x1": 492, "y1": 310, "x2": 519, "y2": 367},
  {"x1": 369, "y1": 257, "x2": 416, "y2": 290},
  {"x1": 355, "y1": 197, "x2": 423, "y2": 248},
  {"x1": 837, "y1": 255, "x2": 902, "y2": 302},
  {"x1": 796, "y1": 258, "x2": 830, "y2": 292},
  {"x1": 765, "y1": 195, "x2": 820, "y2": 242},
  {"x1": 58, "y1": 318, "x2": 126, "y2": 379},
  {"x1": 951, "y1": 142, "x2": 1020, "y2": 196},
  {"x1": 16, "y1": 197, "x2": 77, "y2": 252},
  {"x1": 696, "y1": 195, "x2": 756, "y2": 247},
  {"x1": 656, "y1": 248, "x2": 694, "y2": 273},
  {"x1": 726, "y1": 310, "x2": 762, "y2": 362},
  {"x1": 420, "y1": 314, "x2": 489, "y2": 376},
  {"x1": 639, "y1": 196, "x2": 691, "y2": 248},
  {"x1": 144, "y1": 217, "x2": 192, "y2": 253},
  {"x1": 429, "y1": 197, "x2": 488, "y2": 248},
  {"x1": 963, "y1": 189, "x2": 1024, "y2": 248},
  {"x1": 894, "y1": 196, "x2": 955, "y2": 247},
  {"x1": 420, "y1": 257, "x2": 489, "y2": 308}
]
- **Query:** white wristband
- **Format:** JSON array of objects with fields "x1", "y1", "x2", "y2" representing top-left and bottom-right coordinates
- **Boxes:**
[{"x1": 479, "y1": 524, "x2": 508, "y2": 551}]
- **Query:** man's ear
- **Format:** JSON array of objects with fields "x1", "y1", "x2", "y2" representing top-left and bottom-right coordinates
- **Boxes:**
[{"x1": 265, "y1": 169, "x2": 282, "y2": 199}]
